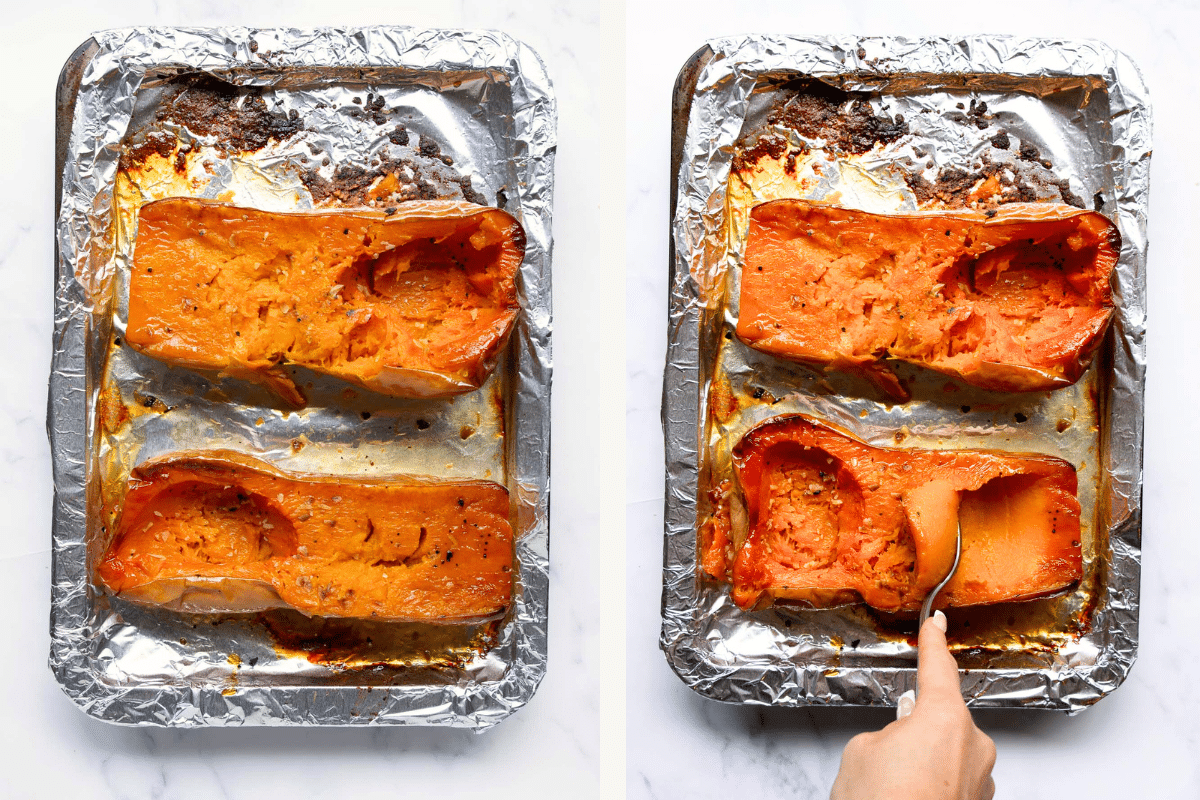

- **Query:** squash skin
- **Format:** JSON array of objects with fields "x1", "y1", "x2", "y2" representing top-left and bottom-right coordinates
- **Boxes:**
[
  {"x1": 126, "y1": 198, "x2": 526, "y2": 405},
  {"x1": 98, "y1": 451, "x2": 513, "y2": 623},
  {"x1": 710, "y1": 415, "x2": 1081, "y2": 613},
  {"x1": 736, "y1": 200, "x2": 1120, "y2": 399}
]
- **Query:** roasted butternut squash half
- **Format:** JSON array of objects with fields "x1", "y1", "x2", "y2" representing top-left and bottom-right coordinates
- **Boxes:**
[
  {"x1": 126, "y1": 198, "x2": 525, "y2": 405},
  {"x1": 737, "y1": 200, "x2": 1120, "y2": 399},
  {"x1": 98, "y1": 451, "x2": 513, "y2": 623},
  {"x1": 702, "y1": 415, "x2": 1081, "y2": 613}
]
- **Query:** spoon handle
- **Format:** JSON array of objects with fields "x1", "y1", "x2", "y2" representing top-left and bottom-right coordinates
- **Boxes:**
[{"x1": 919, "y1": 520, "x2": 962, "y2": 631}]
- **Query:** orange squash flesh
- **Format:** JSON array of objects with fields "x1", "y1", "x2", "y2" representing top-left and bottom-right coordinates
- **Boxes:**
[
  {"x1": 126, "y1": 198, "x2": 526, "y2": 405},
  {"x1": 98, "y1": 451, "x2": 513, "y2": 622},
  {"x1": 710, "y1": 415, "x2": 1081, "y2": 613},
  {"x1": 736, "y1": 200, "x2": 1120, "y2": 399},
  {"x1": 902, "y1": 479, "x2": 960, "y2": 597}
]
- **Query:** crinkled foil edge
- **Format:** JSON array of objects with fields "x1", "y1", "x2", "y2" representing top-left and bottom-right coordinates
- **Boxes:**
[
  {"x1": 49, "y1": 26, "x2": 556, "y2": 730},
  {"x1": 661, "y1": 35, "x2": 1149, "y2": 712}
]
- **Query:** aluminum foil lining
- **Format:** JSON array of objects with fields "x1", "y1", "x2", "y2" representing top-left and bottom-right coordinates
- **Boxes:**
[
  {"x1": 661, "y1": 35, "x2": 1149, "y2": 712},
  {"x1": 49, "y1": 27, "x2": 556, "y2": 730}
]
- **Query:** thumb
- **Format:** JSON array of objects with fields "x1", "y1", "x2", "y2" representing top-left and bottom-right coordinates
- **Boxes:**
[{"x1": 917, "y1": 610, "x2": 962, "y2": 704}]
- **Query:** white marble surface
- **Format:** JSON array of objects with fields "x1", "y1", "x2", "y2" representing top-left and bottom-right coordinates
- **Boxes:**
[
  {"x1": 0, "y1": 2, "x2": 624, "y2": 798},
  {"x1": 626, "y1": 1, "x2": 1200, "y2": 798}
]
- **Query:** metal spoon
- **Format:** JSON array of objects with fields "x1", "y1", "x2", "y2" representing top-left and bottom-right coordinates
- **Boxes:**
[{"x1": 919, "y1": 519, "x2": 962, "y2": 630}]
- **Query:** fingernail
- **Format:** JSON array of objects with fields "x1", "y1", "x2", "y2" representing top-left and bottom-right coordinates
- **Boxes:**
[{"x1": 932, "y1": 610, "x2": 947, "y2": 632}]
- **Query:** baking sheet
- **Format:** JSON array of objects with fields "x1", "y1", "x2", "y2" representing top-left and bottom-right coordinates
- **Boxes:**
[
  {"x1": 661, "y1": 35, "x2": 1149, "y2": 711},
  {"x1": 50, "y1": 27, "x2": 556, "y2": 729}
]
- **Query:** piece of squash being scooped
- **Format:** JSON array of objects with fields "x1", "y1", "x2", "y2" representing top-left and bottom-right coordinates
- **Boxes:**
[
  {"x1": 736, "y1": 200, "x2": 1120, "y2": 400},
  {"x1": 97, "y1": 451, "x2": 513, "y2": 623},
  {"x1": 125, "y1": 197, "x2": 526, "y2": 406},
  {"x1": 902, "y1": 479, "x2": 960, "y2": 598},
  {"x1": 704, "y1": 414, "x2": 1082, "y2": 613}
]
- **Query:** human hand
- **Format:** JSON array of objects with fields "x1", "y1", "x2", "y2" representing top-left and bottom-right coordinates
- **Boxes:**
[{"x1": 829, "y1": 611, "x2": 996, "y2": 800}]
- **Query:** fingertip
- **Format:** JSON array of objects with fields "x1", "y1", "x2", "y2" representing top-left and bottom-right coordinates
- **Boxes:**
[
  {"x1": 916, "y1": 610, "x2": 960, "y2": 701},
  {"x1": 918, "y1": 612, "x2": 948, "y2": 651}
]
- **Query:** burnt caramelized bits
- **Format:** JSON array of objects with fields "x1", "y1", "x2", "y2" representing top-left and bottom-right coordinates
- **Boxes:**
[
  {"x1": 156, "y1": 74, "x2": 303, "y2": 153},
  {"x1": 732, "y1": 82, "x2": 1090, "y2": 213},
  {"x1": 98, "y1": 452, "x2": 513, "y2": 622},
  {"x1": 702, "y1": 415, "x2": 1082, "y2": 613},
  {"x1": 765, "y1": 78, "x2": 908, "y2": 156},
  {"x1": 126, "y1": 198, "x2": 525, "y2": 405},
  {"x1": 119, "y1": 74, "x2": 489, "y2": 207},
  {"x1": 732, "y1": 79, "x2": 909, "y2": 174},
  {"x1": 117, "y1": 75, "x2": 302, "y2": 174},
  {"x1": 736, "y1": 200, "x2": 1120, "y2": 399}
]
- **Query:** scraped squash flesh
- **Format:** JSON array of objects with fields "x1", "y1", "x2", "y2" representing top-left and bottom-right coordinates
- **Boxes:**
[
  {"x1": 902, "y1": 479, "x2": 960, "y2": 597},
  {"x1": 703, "y1": 415, "x2": 1081, "y2": 612},
  {"x1": 736, "y1": 200, "x2": 1120, "y2": 399},
  {"x1": 126, "y1": 198, "x2": 525, "y2": 405},
  {"x1": 98, "y1": 451, "x2": 513, "y2": 622}
]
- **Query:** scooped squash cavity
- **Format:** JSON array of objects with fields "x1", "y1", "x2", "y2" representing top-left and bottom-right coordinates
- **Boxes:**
[{"x1": 703, "y1": 415, "x2": 1082, "y2": 613}]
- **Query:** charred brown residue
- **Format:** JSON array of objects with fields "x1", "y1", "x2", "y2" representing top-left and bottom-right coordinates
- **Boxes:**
[
  {"x1": 734, "y1": 80, "x2": 1088, "y2": 212},
  {"x1": 732, "y1": 133, "x2": 807, "y2": 175},
  {"x1": 118, "y1": 73, "x2": 500, "y2": 252},
  {"x1": 905, "y1": 150, "x2": 1086, "y2": 210},
  {"x1": 419, "y1": 136, "x2": 445, "y2": 162},
  {"x1": 747, "y1": 384, "x2": 777, "y2": 404},
  {"x1": 118, "y1": 130, "x2": 177, "y2": 171},
  {"x1": 1019, "y1": 140, "x2": 1051, "y2": 168},
  {"x1": 173, "y1": 143, "x2": 192, "y2": 174},
  {"x1": 302, "y1": 161, "x2": 410, "y2": 204},
  {"x1": 132, "y1": 391, "x2": 171, "y2": 414},
  {"x1": 907, "y1": 165, "x2": 987, "y2": 206},
  {"x1": 161, "y1": 74, "x2": 301, "y2": 152},
  {"x1": 117, "y1": 74, "x2": 303, "y2": 173},
  {"x1": 259, "y1": 610, "x2": 500, "y2": 669},
  {"x1": 855, "y1": 596, "x2": 1076, "y2": 655},
  {"x1": 300, "y1": 154, "x2": 486, "y2": 207},
  {"x1": 730, "y1": 79, "x2": 906, "y2": 180},
  {"x1": 947, "y1": 98, "x2": 993, "y2": 130},
  {"x1": 364, "y1": 93, "x2": 388, "y2": 125},
  {"x1": 1055, "y1": 179, "x2": 1086, "y2": 209},
  {"x1": 765, "y1": 79, "x2": 909, "y2": 156},
  {"x1": 100, "y1": 386, "x2": 177, "y2": 434},
  {"x1": 458, "y1": 176, "x2": 484, "y2": 203}
]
